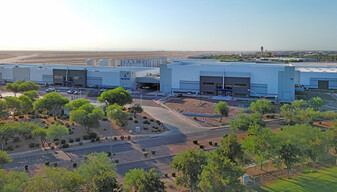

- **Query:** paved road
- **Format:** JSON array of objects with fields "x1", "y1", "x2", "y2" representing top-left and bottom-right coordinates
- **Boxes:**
[{"x1": 3, "y1": 128, "x2": 231, "y2": 171}]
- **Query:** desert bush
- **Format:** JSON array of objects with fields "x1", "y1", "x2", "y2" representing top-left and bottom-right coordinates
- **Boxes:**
[
  {"x1": 75, "y1": 137, "x2": 80, "y2": 142},
  {"x1": 144, "y1": 152, "x2": 149, "y2": 157},
  {"x1": 89, "y1": 132, "x2": 97, "y2": 139},
  {"x1": 61, "y1": 140, "x2": 66, "y2": 144},
  {"x1": 29, "y1": 143, "x2": 35, "y2": 148},
  {"x1": 69, "y1": 138, "x2": 74, "y2": 143},
  {"x1": 193, "y1": 140, "x2": 198, "y2": 144},
  {"x1": 171, "y1": 172, "x2": 176, "y2": 177},
  {"x1": 45, "y1": 161, "x2": 50, "y2": 166},
  {"x1": 73, "y1": 163, "x2": 77, "y2": 168},
  {"x1": 114, "y1": 136, "x2": 117, "y2": 141},
  {"x1": 134, "y1": 120, "x2": 138, "y2": 123},
  {"x1": 62, "y1": 143, "x2": 69, "y2": 148}
]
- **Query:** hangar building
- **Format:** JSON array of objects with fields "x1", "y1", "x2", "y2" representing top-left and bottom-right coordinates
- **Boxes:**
[{"x1": 160, "y1": 60, "x2": 296, "y2": 102}]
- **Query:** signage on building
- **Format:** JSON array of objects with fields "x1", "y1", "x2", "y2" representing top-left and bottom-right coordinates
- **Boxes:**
[{"x1": 120, "y1": 71, "x2": 131, "y2": 80}]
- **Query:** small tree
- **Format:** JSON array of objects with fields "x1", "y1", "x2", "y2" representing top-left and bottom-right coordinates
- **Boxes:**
[
  {"x1": 5, "y1": 81, "x2": 23, "y2": 96},
  {"x1": 69, "y1": 103, "x2": 104, "y2": 133},
  {"x1": 199, "y1": 150, "x2": 245, "y2": 192},
  {"x1": 23, "y1": 90, "x2": 39, "y2": 101},
  {"x1": 249, "y1": 99, "x2": 276, "y2": 114},
  {"x1": 18, "y1": 95, "x2": 33, "y2": 114},
  {"x1": 34, "y1": 92, "x2": 69, "y2": 116},
  {"x1": 32, "y1": 127, "x2": 47, "y2": 147},
  {"x1": 230, "y1": 112, "x2": 265, "y2": 131},
  {"x1": 215, "y1": 101, "x2": 229, "y2": 121},
  {"x1": 98, "y1": 87, "x2": 132, "y2": 106},
  {"x1": 106, "y1": 104, "x2": 130, "y2": 126},
  {"x1": 0, "y1": 150, "x2": 13, "y2": 165},
  {"x1": 4, "y1": 97, "x2": 21, "y2": 115},
  {"x1": 170, "y1": 149, "x2": 207, "y2": 192},
  {"x1": 277, "y1": 143, "x2": 301, "y2": 178},
  {"x1": 129, "y1": 104, "x2": 143, "y2": 118},
  {"x1": 65, "y1": 98, "x2": 90, "y2": 111},
  {"x1": 47, "y1": 124, "x2": 69, "y2": 147},
  {"x1": 5, "y1": 81, "x2": 40, "y2": 96},
  {"x1": 124, "y1": 168, "x2": 165, "y2": 192},
  {"x1": 0, "y1": 100, "x2": 8, "y2": 119},
  {"x1": 310, "y1": 97, "x2": 325, "y2": 111}
]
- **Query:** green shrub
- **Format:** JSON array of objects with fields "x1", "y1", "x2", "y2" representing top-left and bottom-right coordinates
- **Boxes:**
[
  {"x1": 83, "y1": 135, "x2": 90, "y2": 140},
  {"x1": 171, "y1": 172, "x2": 176, "y2": 177},
  {"x1": 114, "y1": 159, "x2": 119, "y2": 164},
  {"x1": 127, "y1": 135, "x2": 131, "y2": 140},
  {"x1": 7, "y1": 145, "x2": 13, "y2": 151},
  {"x1": 62, "y1": 143, "x2": 69, "y2": 148},
  {"x1": 106, "y1": 152, "x2": 111, "y2": 156},
  {"x1": 91, "y1": 138, "x2": 95, "y2": 143},
  {"x1": 164, "y1": 173, "x2": 168, "y2": 178},
  {"x1": 193, "y1": 116, "x2": 197, "y2": 120},
  {"x1": 51, "y1": 146, "x2": 55, "y2": 150},
  {"x1": 143, "y1": 120, "x2": 150, "y2": 124},
  {"x1": 96, "y1": 137, "x2": 100, "y2": 141},
  {"x1": 61, "y1": 140, "x2": 66, "y2": 144},
  {"x1": 134, "y1": 120, "x2": 138, "y2": 123},
  {"x1": 102, "y1": 117, "x2": 108, "y2": 121},
  {"x1": 45, "y1": 161, "x2": 50, "y2": 166},
  {"x1": 114, "y1": 136, "x2": 117, "y2": 141},
  {"x1": 69, "y1": 138, "x2": 74, "y2": 143},
  {"x1": 35, "y1": 143, "x2": 40, "y2": 147},
  {"x1": 53, "y1": 163, "x2": 57, "y2": 167},
  {"x1": 144, "y1": 152, "x2": 149, "y2": 157},
  {"x1": 73, "y1": 163, "x2": 77, "y2": 168},
  {"x1": 15, "y1": 145, "x2": 20, "y2": 148},
  {"x1": 13, "y1": 136, "x2": 21, "y2": 143},
  {"x1": 29, "y1": 143, "x2": 35, "y2": 148},
  {"x1": 142, "y1": 148, "x2": 146, "y2": 152},
  {"x1": 199, "y1": 145, "x2": 204, "y2": 149},
  {"x1": 54, "y1": 138, "x2": 59, "y2": 142},
  {"x1": 120, "y1": 136, "x2": 125, "y2": 140},
  {"x1": 65, "y1": 123, "x2": 70, "y2": 127},
  {"x1": 214, "y1": 142, "x2": 218, "y2": 146},
  {"x1": 151, "y1": 150, "x2": 156, "y2": 155},
  {"x1": 88, "y1": 132, "x2": 97, "y2": 139},
  {"x1": 75, "y1": 137, "x2": 80, "y2": 142},
  {"x1": 209, "y1": 141, "x2": 212, "y2": 145},
  {"x1": 150, "y1": 119, "x2": 154, "y2": 122},
  {"x1": 143, "y1": 116, "x2": 147, "y2": 119},
  {"x1": 129, "y1": 117, "x2": 133, "y2": 120},
  {"x1": 193, "y1": 140, "x2": 198, "y2": 144},
  {"x1": 55, "y1": 142, "x2": 59, "y2": 146}
]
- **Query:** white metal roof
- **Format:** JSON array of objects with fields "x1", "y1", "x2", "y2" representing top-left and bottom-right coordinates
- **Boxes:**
[
  {"x1": 296, "y1": 67, "x2": 337, "y2": 73},
  {"x1": 0, "y1": 63, "x2": 157, "y2": 72}
]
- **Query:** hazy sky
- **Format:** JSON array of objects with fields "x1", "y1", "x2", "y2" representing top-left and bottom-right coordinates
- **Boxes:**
[{"x1": 1, "y1": 0, "x2": 336, "y2": 51}]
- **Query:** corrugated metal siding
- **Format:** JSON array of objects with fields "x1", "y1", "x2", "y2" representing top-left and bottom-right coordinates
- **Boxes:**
[
  {"x1": 180, "y1": 80, "x2": 199, "y2": 90},
  {"x1": 87, "y1": 76, "x2": 102, "y2": 87}
]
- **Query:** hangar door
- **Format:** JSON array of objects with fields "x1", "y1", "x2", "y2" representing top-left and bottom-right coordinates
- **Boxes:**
[
  {"x1": 250, "y1": 84, "x2": 268, "y2": 95},
  {"x1": 179, "y1": 80, "x2": 199, "y2": 91},
  {"x1": 87, "y1": 77, "x2": 102, "y2": 87},
  {"x1": 318, "y1": 80, "x2": 329, "y2": 89}
]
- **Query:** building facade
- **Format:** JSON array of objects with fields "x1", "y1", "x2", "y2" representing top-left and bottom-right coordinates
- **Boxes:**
[
  {"x1": 160, "y1": 60, "x2": 296, "y2": 102},
  {"x1": 0, "y1": 64, "x2": 159, "y2": 89}
]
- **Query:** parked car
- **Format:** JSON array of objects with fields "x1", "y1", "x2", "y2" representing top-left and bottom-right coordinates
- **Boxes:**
[
  {"x1": 46, "y1": 88, "x2": 56, "y2": 93},
  {"x1": 100, "y1": 88, "x2": 107, "y2": 92},
  {"x1": 73, "y1": 91, "x2": 81, "y2": 95},
  {"x1": 177, "y1": 93, "x2": 183, "y2": 97},
  {"x1": 67, "y1": 89, "x2": 75, "y2": 94}
]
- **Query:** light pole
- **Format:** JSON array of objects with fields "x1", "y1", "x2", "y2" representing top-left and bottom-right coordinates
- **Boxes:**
[{"x1": 107, "y1": 105, "x2": 118, "y2": 161}]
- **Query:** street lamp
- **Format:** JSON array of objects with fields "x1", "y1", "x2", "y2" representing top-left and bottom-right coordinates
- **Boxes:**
[{"x1": 107, "y1": 105, "x2": 118, "y2": 161}]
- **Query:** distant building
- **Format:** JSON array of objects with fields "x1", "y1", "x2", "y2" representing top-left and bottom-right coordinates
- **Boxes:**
[
  {"x1": 119, "y1": 57, "x2": 167, "y2": 67},
  {"x1": 0, "y1": 63, "x2": 159, "y2": 89},
  {"x1": 261, "y1": 46, "x2": 264, "y2": 55},
  {"x1": 160, "y1": 60, "x2": 295, "y2": 102}
]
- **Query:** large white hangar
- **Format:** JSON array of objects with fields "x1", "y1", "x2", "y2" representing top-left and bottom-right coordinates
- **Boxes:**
[
  {"x1": 160, "y1": 60, "x2": 296, "y2": 102},
  {"x1": 0, "y1": 64, "x2": 159, "y2": 89},
  {"x1": 295, "y1": 67, "x2": 337, "y2": 89}
]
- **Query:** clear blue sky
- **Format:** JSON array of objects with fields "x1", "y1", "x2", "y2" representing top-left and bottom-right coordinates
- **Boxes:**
[{"x1": 1, "y1": 0, "x2": 336, "y2": 51}]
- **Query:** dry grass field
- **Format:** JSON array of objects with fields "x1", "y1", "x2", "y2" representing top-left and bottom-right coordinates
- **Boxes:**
[{"x1": 0, "y1": 51, "x2": 238, "y2": 65}]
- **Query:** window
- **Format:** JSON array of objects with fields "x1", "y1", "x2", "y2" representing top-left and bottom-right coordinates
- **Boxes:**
[
  {"x1": 202, "y1": 82, "x2": 214, "y2": 85},
  {"x1": 54, "y1": 75, "x2": 63, "y2": 80},
  {"x1": 233, "y1": 84, "x2": 247, "y2": 87},
  {"x1": 216, "y1": 83, "x2": 223, "y2": 89}
]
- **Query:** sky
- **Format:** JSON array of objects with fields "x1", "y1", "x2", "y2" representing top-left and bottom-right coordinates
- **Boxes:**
[{"x1": 0, "y1": 0, "x2": 336, "y2": 51}]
